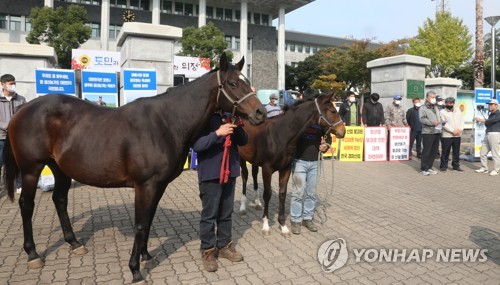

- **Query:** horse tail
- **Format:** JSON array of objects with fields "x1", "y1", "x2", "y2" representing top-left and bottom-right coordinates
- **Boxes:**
[{"x1": 3, "y1": 135, "x2": 19, "y2": 202}]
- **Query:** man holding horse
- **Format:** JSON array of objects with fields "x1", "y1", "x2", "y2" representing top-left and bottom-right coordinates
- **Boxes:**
[
  {"x1": 192, "y1": 112, "x2": 247, "y2": 272},
  {"x1": 0, "y1": 74, "x2": 26, "y2": 192}
]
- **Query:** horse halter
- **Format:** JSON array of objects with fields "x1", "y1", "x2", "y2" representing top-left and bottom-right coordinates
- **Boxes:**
[
  {"x1": 216, "y1": 70, "x2": 257, "y2": 116},
  {"x1": 315, "y1": 97, "x2": 344, "y2": 134}
]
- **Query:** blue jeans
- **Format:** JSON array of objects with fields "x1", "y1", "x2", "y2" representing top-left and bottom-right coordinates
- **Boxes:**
[
  {"x1": 0, "y1": 139, "x2": 5, "y2": 168},
  {"x1": 290, "y1": 159, "x2": 318, "y2": 223},
  {"x1": 199, "y1": 178, "x2": 235, "y2": 250}
]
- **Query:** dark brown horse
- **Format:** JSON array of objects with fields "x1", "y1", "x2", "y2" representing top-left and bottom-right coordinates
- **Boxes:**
[
  {"x1": 237, "y1": 93, "x2": 345, "y2": 236},
  {"x1": 3, "y1": 54, "x2": 266, "y2": 284}
]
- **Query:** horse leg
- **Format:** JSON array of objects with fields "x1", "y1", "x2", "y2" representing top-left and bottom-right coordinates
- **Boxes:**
[
  {"x1": 139, "y1": 186, "x2": 166, "y2": 269},
  {"x1": 252, "y1": 164, "x2": 262, "y2": 210},
  {"x1": 18, "y1": 166, "x2": 45, "y2": 269},
  {"x1": 277, "y1": 166, "x2": 292, "y2": 237},
  {"x1": 261, "y1": 168, "x2": 273, "y2": 235},
  {"x1": 49, "y1": 164, "x2": 87, "y2": 255},
  {"x1": 239, "y1": 160, "x2": 249, "y2": 215},
  {"x1": 129, "y1": 183, "x2": 163, "y2": 284}
]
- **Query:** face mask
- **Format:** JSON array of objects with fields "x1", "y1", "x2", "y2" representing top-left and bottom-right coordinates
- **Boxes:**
[
  {"x1": 349, "y1": 97, "x2": 356, "y2": 103},
  {"x1": 437, "y1": 101, "x2": 444, "y2": 106},
  {"x1": 415, "y1": 102, "x2": 421, "y2": 108},
  {"x1": 445, "y1": 105, "x2": 453, "y2": 110},
  {"x1": 5, "y1": 84, "x2": 15, "y2": 93},
  {"x1": 394, "y1": 100, "x2": 401, "y2": 106},
  {"x1": 430, "y1": 98, "x2": 436, "y2": 105}
]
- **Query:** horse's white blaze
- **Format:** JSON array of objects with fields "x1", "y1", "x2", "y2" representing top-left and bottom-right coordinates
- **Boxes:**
[
  {"x1": 238, "y1": 74, "x2": 248, "y2": 83},
  {"x1": 240, "y1": 194, "x2": 247, "y2": 212},
  {"x1": 262, "y1": 217, "x2": 270, "y2": 232}
]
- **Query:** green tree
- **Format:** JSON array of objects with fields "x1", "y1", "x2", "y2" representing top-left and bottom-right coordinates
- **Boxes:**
[
  {"x1": 311, "y1": 74, "x2": 346, "y2": 93},
  {"x1": 285, "y1": 53, "x2": 325, "y2": 92},
  {"x1": 26, "y1": 5, "x2": 92, "y2": 69},
  {"x1": 178, "y1": 22, "x2": 232, "y2": 67},
  {"x1": 407, "y1": 12, "x2": 473, "y2": 77}
]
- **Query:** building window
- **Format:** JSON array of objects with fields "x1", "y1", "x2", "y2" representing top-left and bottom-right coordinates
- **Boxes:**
[
  {"x1": 297, "y1": 44, "x2": 303, "y2": 53},
  {"x1": 261, "y1": 14, "x2": 269, "y2": 26},
  {"x1": 184, "y1": 3, "x2": 193, "y2": 16},
  {"x1": 206, "y1": 6, "x2": 213, "y2": 19},
  {"x1": 87, "y1": 23, "x2": 100, "y2": 38},
  {"x1": 253, "y1": 13, "x2": 260, "y2": 25},
  {"x1": 174, "y1": 2, "x2": 183, "y2": 14},
  {"x1": 305, "y1": 45, "x2": 310, "y2": 53},
  {"x1": 312, "y1": 46, "x2": 318, "y2": 53},
  {"x1": 111, "y1": 0, "x2": 127, "y2": 8},
  {"x1": 161, "y1": 0, "x2": 172, "y2": 13},
  {"x1": 25, "y1": 18, "x2": 31, "y2": 32},
  {"x1": 9, "y1": 15, "x2": 21, "y2": 31},
  {"x1": 234, "y1": 10, "x2": 240, "y2": 22},
  {"x1": 129, "y1": 0, "x2": 139, "y2": 9},
  {"x1": 235, "y1": 37, "x2": 240, "y2": 50},
  {"x1": 216, "y1": 8, "x2": 223, "y2": 20},
  {"x1": 109, "y1": 24, "x2": 122, "y2": 39},
  {"x1": 248, "y1": 12, "x2": 251, "y2": 23},
  {"x1": 289, "y1": 44, "x2": 295, "y2": 52},
  {"x1": 247, "y1": 38, "x2": 252, "y2": 50},
  {"x1": 224, "y1": 9, "x2": 232, "y2": 21},
  {"x1": 225, "y1": 36, "x2": 232, "y2": 49},
  {"x1": 0, "y1": 15, "x2": 7, "y2": 30}
]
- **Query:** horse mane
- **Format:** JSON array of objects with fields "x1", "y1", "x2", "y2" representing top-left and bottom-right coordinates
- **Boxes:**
[{"x1": 282, "y1": 91, "x2": 334, "y2": 112}]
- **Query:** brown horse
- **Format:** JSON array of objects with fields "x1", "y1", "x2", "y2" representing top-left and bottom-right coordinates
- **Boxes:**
[
  {"x1": 237, "y1": 93, "x2": 345, "y2": 236},
  {"x1": 3, "y1": 54, "x2": 266, "y2": 284}
]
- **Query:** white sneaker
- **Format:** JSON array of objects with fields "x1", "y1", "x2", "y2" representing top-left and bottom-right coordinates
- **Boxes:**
[
  {"x1": 421, "y1": 170, "x2": 430, "y2": 176},
  {"x1": 16, "y1": 188, "x2": 22, "y2": 194},
  {"x1": 475, "y1": 168, "x2": 489, "y2": 173},
  {"x1": 428, "y1": 169, "x2": 438, "y2": 175},
  {"x1": 489, "y1": 170, "x2": 499, "y2": 176}
]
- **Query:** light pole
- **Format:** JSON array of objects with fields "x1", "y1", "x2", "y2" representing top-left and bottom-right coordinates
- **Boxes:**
[{"x1": 485, "y1": 16, "x2": 500, "y2": 98}]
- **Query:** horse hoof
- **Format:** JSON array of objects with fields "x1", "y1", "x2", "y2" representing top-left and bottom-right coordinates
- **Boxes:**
[
  {"x1": 254, "y1": 205, "x2": 262, "y2": 210},
  {"x1": 261, "y1": 229, "x2": 271, "y2": 236},
  {"x1": 141, "y1": 258, "x2": 158, "y2": 269},
  {"x1": 72, "y1": 245, "x2": 88, "y2": 255},
  {"x1": 280, "y1": 231, "x2": 291, "y2": 238},
  {"x1": 27, "y1": 258, "x2": 44, "y2": 269},
  {"x1": 239, "y1": 210, "x2": 247, "y2": 216}
]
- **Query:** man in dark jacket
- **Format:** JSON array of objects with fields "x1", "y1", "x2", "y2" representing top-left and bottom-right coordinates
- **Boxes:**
[
  {"x1": 192, "y1": 113, "x2": 247, "y2": 272},
  {"x1": 406, "y1": 97, "x2": 423, "y2": 158},
  {"x1": 362, "y1": 93, "x2": 385, "y2": 126},
  {"x1": 339, "y1": 91, "x2": 360, "y2": 126}
]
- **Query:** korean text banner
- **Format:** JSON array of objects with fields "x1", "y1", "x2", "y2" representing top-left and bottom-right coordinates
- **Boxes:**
[
  {"x1": 72, "y1": 49, "x2": 121, "y2": 72},
  {"x1": 35, "y1": 69, "x2": 76, "y2": 96},
  {"x1": 173, "y1": 56, "x2": 211, "y2": 78},
  {"x1": 389, "y1": 127, "x2": 410, "y2": 161},
  {"x1": 364, "y1": 127, "x2": 387, "y2": 161},
  {"x1": 339, "y1": 126, "x2": 364, "y2": 162}
]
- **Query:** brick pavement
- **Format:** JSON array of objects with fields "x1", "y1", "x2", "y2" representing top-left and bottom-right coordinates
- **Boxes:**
[{"x1": 0, "y1": 158, "x2": 499, "y2": 284}]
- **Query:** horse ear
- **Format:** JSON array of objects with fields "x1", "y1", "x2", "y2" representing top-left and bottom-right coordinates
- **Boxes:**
[
  {"x1": 219, "y1": 52, "x2": 228, "y2": 71},
  {"x1": 235, "y1": 56, "x2": 245, "y2": 71}
]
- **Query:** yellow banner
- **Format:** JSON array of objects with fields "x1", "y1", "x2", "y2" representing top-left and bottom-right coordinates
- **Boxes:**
[
  {"x1": 323, "y1": 134, "x2": 340, "y2": 158},
  {"x1": 339, "y1": 126, "x2": 364, "y2": 161}
]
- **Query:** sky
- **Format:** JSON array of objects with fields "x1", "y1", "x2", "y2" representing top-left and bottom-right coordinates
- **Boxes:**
[{"x1": 277, "y1": 0, "x2": 500, "y2": 43}]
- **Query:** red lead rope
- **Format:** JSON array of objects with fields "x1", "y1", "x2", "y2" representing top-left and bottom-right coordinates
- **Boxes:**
[{"x1": 220, "y1": 135, "x2": 232, "y2": 184}]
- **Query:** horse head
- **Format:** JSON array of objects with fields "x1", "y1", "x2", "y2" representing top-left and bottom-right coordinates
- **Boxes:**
[
  {"x1": 215, "y1": 53, "x2": 266, "y2": 125},
  {"x1": 315, "y1": 93, "x2": 346, "y2": 138}
]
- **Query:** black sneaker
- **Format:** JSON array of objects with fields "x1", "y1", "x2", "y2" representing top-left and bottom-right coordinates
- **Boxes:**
[
  {"x1": 453, "y1": 167, "x2": 464, "y2": 172},
  {"x1": 439, "y1": 168, "x2": 447, "y2": 172},
  {"x1": 302, "y1": 220, "x2": 318, "y2": 232},
  {"x1": 291, "y1": 222, "x2": 301, "y2": 235}
]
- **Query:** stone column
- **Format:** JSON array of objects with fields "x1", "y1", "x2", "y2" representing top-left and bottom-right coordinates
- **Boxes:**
[
  {"x1": 425, "y1": 78, "x2": 462, "y2": 99},
  {"x1": 239, "y1": 0, "x2": 248, "y2": 76},
  {"x1": 100, "y1": 0, "x2": 110, "y2": 51},
  {"x1": 44, "y1": 0, "x2": 54, "y2": 7},
  {"x1": 367, "y1": 55, "x2": 430, "y2": 109},
  {"x1": 198, "y1": 0, "x2": 206, "y2": 27},
  {"x1": 152, "y1": 0, "x2": 160, "y2": 25},
  {"x1": 116, "y1": 22, "x2": 182, "y2": 105},
  {"x1": 277, "y1": 7, "x2": 285, "y2": 90}
]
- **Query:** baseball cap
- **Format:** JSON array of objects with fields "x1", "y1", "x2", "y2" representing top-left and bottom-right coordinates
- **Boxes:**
[
  {"x1": 393, "y1": 95, "x2": 402, "y2": 100},
  {"x1": 269, "y1": 94, "x2": 278, "y2": 100},
  {"x1": 487, "y1": 99, "x2": 499, "y2": 105},
  {"x1": 436, "y1": 96, "x2": 443, "y2": 101}
]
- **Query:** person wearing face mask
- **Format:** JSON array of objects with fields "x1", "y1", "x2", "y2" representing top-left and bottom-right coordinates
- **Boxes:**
[
  {"x1": 436, "y1": 96, "x2": 445, "y2": 110},
  {"x1": 0, "y1": 74, "x2": 26, "y2": 191},
  {"x1": 385, "y1": 95, "x2": 408, "y2": 127},
  {"x1": 406, "y1": 98, "x2": 423, "y2": 159},
  {"x1": 362, "y1": 93, "x2": 385, "y2": 127},
  {"x1": 418, "y1": 91, "x2": 442, "y2": 176},
  {"x1": 474, "y1": 99, "x2": 500, "y2": 176},
  {"x1": 338, "y1": 91, "x2": 360, "y2": 126},
  {"x1": 439, "y1": 97, "x2": 464, "y2": 172}
]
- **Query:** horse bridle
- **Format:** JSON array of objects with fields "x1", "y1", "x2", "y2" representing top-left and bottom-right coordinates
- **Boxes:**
[
  {"x1": 216, "y1": 70, "x2": 257, "y2": 116},
  {"x1": 315, "y1": 97, "x2": 344, "y2": 134}
]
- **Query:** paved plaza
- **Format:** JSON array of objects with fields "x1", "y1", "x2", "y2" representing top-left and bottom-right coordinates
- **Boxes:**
[{"x1": 0, "y1": 158, "x2": 499, "y2": 285}]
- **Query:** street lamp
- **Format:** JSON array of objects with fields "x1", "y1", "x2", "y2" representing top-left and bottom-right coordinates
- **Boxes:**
[{"x1": 485, "y1": 16, "x2": 500, "y2": 98}]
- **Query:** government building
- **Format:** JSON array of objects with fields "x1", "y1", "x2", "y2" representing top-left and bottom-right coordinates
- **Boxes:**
[{"x1": 0, "y1": 0, "x2": 375, "y2": 90}]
